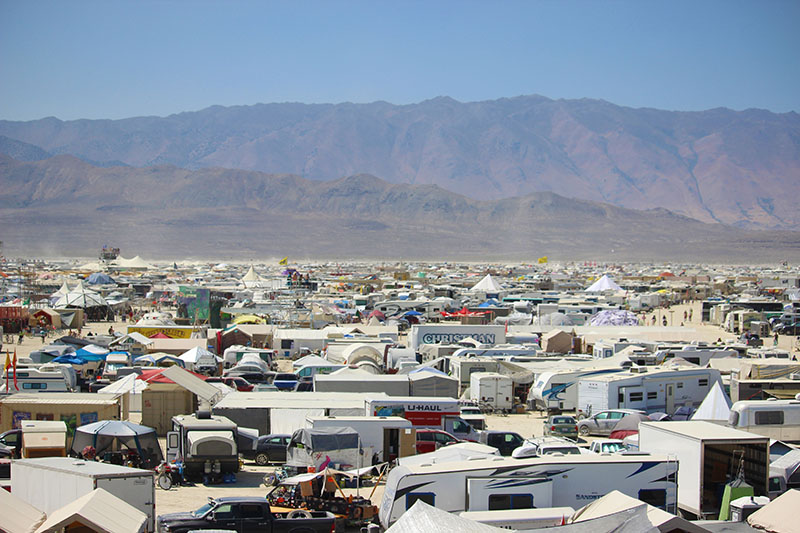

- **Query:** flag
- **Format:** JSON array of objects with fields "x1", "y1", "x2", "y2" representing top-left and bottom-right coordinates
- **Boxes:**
[
  {"x1": 538, "y1": 256, "x2": 548, "y2": 264},
  {"x1": 12, "y1": 350, "x2": 18, "y2": 391},
  {"x1": 3, "y1": 352, "x2": 9, "y2": 392},
  {"x1": 278, "y1": 257, "x2": 288, "y2": 266}
]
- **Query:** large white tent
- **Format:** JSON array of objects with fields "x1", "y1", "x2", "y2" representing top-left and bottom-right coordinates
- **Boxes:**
[
  {"x1": 586, "y1": 274, "x2": 623, "y2": 292},
  {"x1": 691, "y1": 381, "x2": 732, "y2": 421},
  {"x1": 34, "y1": 488, "x2": 147, "y2": 533},
  {"x1": 470, "y1": 274, "x2": 503, "y2": 293}
]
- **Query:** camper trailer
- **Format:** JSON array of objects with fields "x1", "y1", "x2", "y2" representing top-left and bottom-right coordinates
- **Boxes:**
[
  {"x1": 530, "y1": 368, "x2": 624, "y2": 412},
  {"x1": 379, "y1": 453, "x2": 678, "y2": 528},
  {"x1": 728, "y1": 399, "x2": 800, "y2": 442},
  {"x1": 577, "y1": 367, "x2": 722, "y2": 416},
  {"x1": 449, "y1": 356, "x2": 500, "y2": 395},
  {"x1": 166, "y1": 413, "x2": 239, "y2": 481},
  {"x1": 2, "y1": 364, "x2": 78, "y2": 393}
]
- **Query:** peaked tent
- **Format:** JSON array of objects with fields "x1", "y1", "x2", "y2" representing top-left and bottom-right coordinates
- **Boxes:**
[
  {"x1": 586, "y1": 274, "x2": 623, "y2": 292},
  {"x1": 469, "y1": 274, "x2": 503, "y2": 293},
  {"x1": 87, "y1": 272, "x2": 115, "y2": 285},
  {"x1": 386, "y1": 500, "x2": 512, "y2": 533},
  {"x1": 691, "y1": 381, "x2": 732, "y2": 421},
  {"x1": 34, "y1": 488, "x2": 147, "y2": 533},
  {"x1": 747, "y1": 489, "x2": 800, "y2": 532},
  {"x1": 0, "y1": 488, "x2": 46, "y2": 533}
]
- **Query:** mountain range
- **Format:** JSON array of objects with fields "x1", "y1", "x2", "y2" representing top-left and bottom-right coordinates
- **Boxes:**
[
  {"x1": 0, "y1": 95, "x2": 798, "y2": 230},
  {"x1": 1, "y1": 154, "x2": 798, "y2": 263}
]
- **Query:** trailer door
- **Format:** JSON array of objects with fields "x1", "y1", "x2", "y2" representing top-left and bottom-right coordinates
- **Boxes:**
[
  {"x1": 467, "y1": 477, "x2": 553, "y2": 511},
  {"x1": 96, "y1": 475, "x2": 155, "y2": 531},
  {"x1": 666, "y1": 384, "x2": 675, "y2": 414}
]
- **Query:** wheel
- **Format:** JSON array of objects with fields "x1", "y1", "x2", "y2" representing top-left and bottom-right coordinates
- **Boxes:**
[
  {"x1": 157, "y1": 473, "x2": 173, "y2": 490},
  {"x1": 578, "y1": 425, "x2": 590, "y2": 436},
  {"x1": 255, "y1": 452, "x2": 270, "y2": 466}
]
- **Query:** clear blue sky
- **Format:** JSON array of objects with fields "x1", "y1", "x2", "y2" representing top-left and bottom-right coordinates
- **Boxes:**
[{"x1": 1, "y1": 0, "x2": 798, "y2": 121}]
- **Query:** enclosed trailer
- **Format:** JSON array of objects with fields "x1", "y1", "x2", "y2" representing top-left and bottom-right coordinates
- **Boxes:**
[
  {"x1": 469, "y1": 372, "x2": 513, "y2": 411},
  {"x1": 639, "y1": 420, "x2": 769, "y2": 519},
  {"x1": 306, "y1": 415, "x2": 415, "y2": 463},
  {"x1": 12, "y1": 457, "x2": 155, "y2": 531}
]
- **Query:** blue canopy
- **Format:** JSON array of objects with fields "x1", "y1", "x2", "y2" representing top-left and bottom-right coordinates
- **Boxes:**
[
  {"x1": 87, "y1": 272, "x2": 115, "y2": 285},
  {"x1": 74, "y1": 348, "x2": 107, "y2": 361}
]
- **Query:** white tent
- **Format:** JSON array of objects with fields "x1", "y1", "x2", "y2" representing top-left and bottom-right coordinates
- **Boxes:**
[
  {"x1": 115, "y1": 256, "x2": 154, "y2": 270},
  {"x1": 34, "y1": 488, "x2": 147, "y2": 533},
  {"x1": 470, "y1": 274, "x2": 503, "y2": 293},
  {"x1": 691, "y1": 381, "x2": 732, "y2": 421},
  {"x1": 571, "y1": 490, "x2": 708, "y2": 533},
  {"x1": 397, "y1": 442, "x2": 499, "y2": 467},
  {"x1": 386, "y1": 500, "x2": 506, "y2": 533},
  {"x1": 747, "y1": 489, "x2": 800, "y2": 532},
  {"x1": 178, "y1": 346, "x2": 220, "y2": 365},
  {"x1": 0, "y1": 488, "x2": 46, "y2": 533},
  {"x1": 586, "y1": 274, "x2": 623, "y2": 292},
  {"x1": 53, "y1": 285, "x2": 107, "y2": 308}
]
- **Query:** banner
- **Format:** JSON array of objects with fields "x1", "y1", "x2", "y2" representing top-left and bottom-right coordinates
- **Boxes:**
[{"x1": 538, "y1": 256, "x2": 548, "y2": 264}]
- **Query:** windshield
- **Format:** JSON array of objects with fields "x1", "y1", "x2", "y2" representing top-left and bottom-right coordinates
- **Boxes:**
[
  {"x1": 192, "y1": 502, "x2": 214, "y2": 517},
  {"x1": 600, "y1": 443, "x2": 625, "y2": 453},
  {"x1": 543, "y1": 447, "x2": 581, "y2": 455}
]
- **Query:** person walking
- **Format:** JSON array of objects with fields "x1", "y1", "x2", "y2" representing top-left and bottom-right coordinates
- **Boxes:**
[{"x1": 662, "y1": 316, "x2": 667, "y2": 327}]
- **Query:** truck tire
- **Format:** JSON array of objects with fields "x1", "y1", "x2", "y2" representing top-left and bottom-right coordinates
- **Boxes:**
[
  {"x1": 255, "y1": 453, "x2": 270, "y2": 466},
  {"x1": 157, "y1": 473, "x2": 173, "y2": 490}
]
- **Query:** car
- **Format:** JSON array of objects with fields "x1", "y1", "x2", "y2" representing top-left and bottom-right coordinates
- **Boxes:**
[
  {"x1": 0, "y1": 429, "x2": 21, "y2": 459},
  {"x1": 156, "y1": 496, "x2": 336, "y2": 533},
  {"x1": 479, "y1": 430, "x2": 524, "y2": 456},
  {"x1": 543, "y1": 415, "x2": 578, "y2": 439},
  {"x1": 206, "y1": 376, "x2": 255, "y2": 392},
  {"x1": 415, "y1": 429, "x2": 460, "y2": 454},
  {"x1": 511, "y1": 436, "x2": 583, "y2": 458},
  {"x1": 241, "y1": 434, "x2": 291, "y2": 465},
  {"x1": 577, "y1": 409, "x2": 646, "y2": 437},
  {"x1": 272, "y1": 373, "x2": 299, "y2": 391},
  {"x1": 589, "y1": 438, "x2": 627, "y2": 454},
  {"x1": 775, "y1": 323, "x2": 800, "y2": 335}
]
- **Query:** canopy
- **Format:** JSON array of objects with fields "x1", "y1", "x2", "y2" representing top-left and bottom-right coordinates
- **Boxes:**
[
  {"x1": 70, "y1": 420, "x2": 163, "y2": 468},
  {"x1": 590, "y1": 310, "x2": 639, "y2": 326},
  {"x1": 586, "y1": 274, "x2": 623, "y2": 292},
  {"x1": 53, "y1": 286, "x2": 107, "y2": 308},
  {"x1": 691, "y1": 381, "x2": 732, "y2": 421},
  {"x1": 609, "y1": 413, "x2": 652, "y2": 440},
  {"x1": 34, "y1": 488, "x2": 147, "y2": 533},
  {"x1": 178, "y1": 346, "x2": 220, "y2": 364},
  {"x1": 136, "y1": 366, "x2": 205, "y2": 383},
  {"x1": 87, "y1": 272, "x2": 115, "y2": 285},
  {"x1": 747, "y1": 489, "x2": 800, "y2": 532},
  {"x1": 470, "y1": 274, "x2": 503, "y2": 293},
  {"x1": 386, "y1": 500, "x2": 506, "y2": 533}
]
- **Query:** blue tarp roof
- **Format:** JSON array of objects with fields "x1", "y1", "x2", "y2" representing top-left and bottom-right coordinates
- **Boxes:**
[
  {"x1": 52, "y1": 354, "x2": 89, "y2": 365},
  {"x1": 74, "y1": 348, "x2": 107, "y2": 361},
  {"x1": 87, "y1": 272, "x2": 115, "y2": 285}
]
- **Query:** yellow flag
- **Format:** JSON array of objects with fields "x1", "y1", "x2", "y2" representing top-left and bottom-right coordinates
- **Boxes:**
[
  {"x1": 538, "y1": 256, "x2": 548, "y2": 264},
  {"x1": 3, "y1": 352, "x2": 9, "y2": 371},
  {"x1": 278, "y1": 257, "x2": 288, "y2": 266}
]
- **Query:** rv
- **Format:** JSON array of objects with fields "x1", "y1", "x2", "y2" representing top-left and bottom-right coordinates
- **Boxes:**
[
  {"x1": 305, "y1": 416, "x2": 415, "y2": 463},
  {"x1": 1, "y1": 364, "x2": 77, "y2": 393},
  {"x1": 449, "y1": 356, "x2": 500, "y2": 394},
  {"x1": 577, "y1": 367, "x2": 722, "y2": 416},
  {"x1": 728, "y1": 399, "x2": 800, "y2": 442},
  {"x1": 365, "y1": 397, "x2": 481, "y2": 441},
  {"x1": 379, "y1": 453, "x2": 678, "y2": 528},
  {"x1": 166, "y1": 412, "x2": 239, "y2": 481},
  {"x1": 530, "y1": 368, "x2": 624, "y2": 412}
]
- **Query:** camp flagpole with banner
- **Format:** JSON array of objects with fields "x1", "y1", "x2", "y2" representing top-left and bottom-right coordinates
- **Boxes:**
[
  {"x1": 538, "y1": 256, "x2": 548, "y2": 264},
  {"x1": 279, "y1": 257, "x2": 289, "y2": 266}
]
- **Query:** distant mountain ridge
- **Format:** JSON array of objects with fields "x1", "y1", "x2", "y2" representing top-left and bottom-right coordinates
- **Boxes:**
[
  {"x1": 1, "y1": 154, "x2": 798, "y2": 263},
  {"x1": 0, "y1": 95, "x2": 798, "y2": 230}
]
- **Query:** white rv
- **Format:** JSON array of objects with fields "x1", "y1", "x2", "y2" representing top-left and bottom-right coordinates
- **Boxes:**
[
  {"x1": 530, "y1": 368, "x2": 625, "y2": 412},
  {"x1": 1, "y1": 364, "x2": 77, "y2": 393},
  {"x1": 728, "y1": 399, "x2": 800, "y2": 442},
  {"x1": 450, "y1": 356, "x2": 500, "y2": 394},
  {"x1": 379, "y1": 453, "x2": 678, "y2": 528},
  {"x1": 577, "y1": 367, "x2": 722, "y2": 415}
]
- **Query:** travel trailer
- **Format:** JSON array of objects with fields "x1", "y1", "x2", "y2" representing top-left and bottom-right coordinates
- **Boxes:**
[
  {"x1": 1, "y1": 364, "x2": 78, "y2": 393},
  {"x1": 530, "y1": 368, "x2": 624, "y2": 412},
  {"x1": 728, "y1": 399, "x2": 800, "y2": 442},
  {"x1": 577, "y1": 367, "x2": 722, "y2": 416},
  {"x1": 379, "y1": 453, "x2": 678, "y2": 528},
  {"x1": 166, "y1": 412, "x2": 239, "y2": 481}
]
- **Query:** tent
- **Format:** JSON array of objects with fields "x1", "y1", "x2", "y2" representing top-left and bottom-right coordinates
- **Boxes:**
[
  {"x1": 469, "y1": 274, "x2": 503, "y2": 294},
  {"x1": 541, "y1": 329, "x2": 574, "y2": 353},
  {"x1": 397, "y1": 442, "x2": 499, "y2": 467},
  {"x1": 586, "y1": 275, "x2": 623, "y2": 292},
  {"x1": 286, "y1": 427, "x2": 363, "y2": 470},
  {"x1": 0, "y1": 488, "x2": 46, "y2": 533},
  {"x1": 691, "y1": 381, "x2": 732, "y2": 421},
  {"x1": 609, "y1": 413, "x2": 652, "y2": 440},
  {"x1": 386, "y1": 500, "x2": 509, "y2": 533},
  {"x1": 747, "y1": 489, "x2": 800, "y2": 532},
  {"x1": 34, "y1": 488, "x2": 147, "y2": 533},
  {"x1": 87, "y1": 272, "x2": 115, "y2": 285},
  {"x1": 70, "y1": 420, "x2": 163, "y2": 468},
  {"x1": 408, "y1": 368, "x2": 459, "y2": 398},
  {"x1": 115, "y1": 255, "x2": 154, "y2": 270},
  {"x1": 133, "y1": 353, "x2": 184, "y2": 367},
  {"x1": 53, "y1": 285, "x2": 108, "y2": 309},
  {"x1": 589, "y1": 310, "x2": 640, "y2": 326}
]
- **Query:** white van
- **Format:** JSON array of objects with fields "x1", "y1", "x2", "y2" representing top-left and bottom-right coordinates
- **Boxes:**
[{"x1": 728, "y1": 399, "x2": 800, "y2": 442}]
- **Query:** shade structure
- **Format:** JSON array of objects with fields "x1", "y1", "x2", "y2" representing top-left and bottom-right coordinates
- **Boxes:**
[
  {"x1": 87, "y1": 272, "x2": 115, "y2": 285},
  {"x1": 34, "y1": 488, "x2": 147, "y2": 533},
  {"x1": 470, "y1": 274, "x2": 503, "y2": 293},
  {"x1": 53, "y1": 285, "x2": 107, "y2": 308},
  {"x1": 609, "y1": 413, "x2": 652, "y2": 440},
  {"x1": 70, "y1": 420, "x2": 163, "y2": 468}
]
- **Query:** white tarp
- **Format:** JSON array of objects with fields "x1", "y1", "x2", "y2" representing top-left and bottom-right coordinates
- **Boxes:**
[
  {"x1": 747, "y1": 489, "x2": 800, "y2": 532},
  {"x1": 160, "y1": 365, "x2": 222, "y2": 405},
  {"x1": 386, "y1": 500, "x2": 510, "y2": 533},
  {"x1": 691, "y1": 381, "x2": 732, "y2": 421}
]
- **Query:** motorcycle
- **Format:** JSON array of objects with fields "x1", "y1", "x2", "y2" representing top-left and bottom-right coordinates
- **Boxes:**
[{"x1": 155, "y1": 461, "x2": 186, "y2": 490}]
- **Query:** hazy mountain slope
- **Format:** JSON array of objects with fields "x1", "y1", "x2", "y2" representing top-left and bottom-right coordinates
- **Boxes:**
[
  {"x1": 0, "y1": 97, "x2": 797, "y2": 229},
  {"x1": 1, "y1": 154, "x2": 798, "y2": 263}
]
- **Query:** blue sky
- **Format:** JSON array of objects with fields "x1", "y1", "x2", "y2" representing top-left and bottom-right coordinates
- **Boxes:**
[{"x1": 1, "y1": 0, "x2": 798, "y2": 121}]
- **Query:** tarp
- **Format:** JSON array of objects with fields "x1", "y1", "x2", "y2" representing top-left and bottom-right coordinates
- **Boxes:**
[
  {"x1": 0, "y1": 487, "x2": 46, "y2": 533},
  {"x1": 286, "y1": 427, "x2": 361, "y2": 469},
  {"x1": 397, "y1": 442, "x2": 499, "y2": 467},
  {"x1": 590, "y1": 310, "x2": 640, "y2": 327},
  {"x1": 747, "y1": 489, "x2": 800, "y2": 532},
  {"x1": 34, "y1": 488, "x2": 147, "y2": 533},
  {"x1": 586, "y1": 275, "x2": 623, "y2": 292},
  {"x1": 691, "y1": 381, "x2": 732, "y2": 421},
  {"x1": 158, "y1": 365, "x2": 222, "y2": 405},
  {"x1": 408, "y1": 370, "x2": 459, "y2": 398},
  {"x1": 571, "y1": 490, "x2": 708, "y2": 533},
  {"x1": 386, "y1": 500, "x2": 507, "y2": 533},
  {"x1": 87, "y1": 272, "x2": 115, "y2": 285}
]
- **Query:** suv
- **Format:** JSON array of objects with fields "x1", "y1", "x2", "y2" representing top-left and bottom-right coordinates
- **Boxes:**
[
  {"x1": 415, "y1": 429, "x2": 460, "y2": 454},
  {"x1": 479, "y1": 430, "x2": 524, "y2": 456},
  {"x1": 241, "y1": 434, "x2": 291, "y2": 465},
  {"x1": 207, "y1": 376, "x2": 255, "y2": 392},
  {"x1": 577, "y1": 409, "x2": 645, "y2": 437},
  {"x1": 511, "y1": 436, "x2": 582, "y2": 458}
]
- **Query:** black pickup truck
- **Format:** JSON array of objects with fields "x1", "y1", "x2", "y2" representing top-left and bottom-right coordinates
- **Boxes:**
[{"x1": 157, "y1": 496, "x2": 336, "y2": 533}]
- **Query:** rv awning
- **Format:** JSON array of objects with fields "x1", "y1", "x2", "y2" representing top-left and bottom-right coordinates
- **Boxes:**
[
  {"x1": 160, "y1": 365, "x2": 222, "y2": 405},
  {"x1": 763, "y1": 389, "x2": 800, "y2": 399},
  {"x1": 187, "y1": 430, "x2": 234, "y2": 456}
]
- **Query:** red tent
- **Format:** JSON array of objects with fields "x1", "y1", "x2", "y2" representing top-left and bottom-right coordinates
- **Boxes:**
[
  {"x1": 148, "y1": 332, "x2": 171, "y2": 339},
  {"x1": 136, "y1": 368, "x2": 206, "y2": 384}
]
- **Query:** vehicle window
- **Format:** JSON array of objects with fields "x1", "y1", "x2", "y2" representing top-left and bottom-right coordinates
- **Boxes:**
[
  {"x1": 553, "y1": 417, "x2": 572, "y2": 424},
  {"x1": 417, "y1": 432, "x2": 434, "y2": 441},
  {"x1": 488, "y1": 493, "x2": 534, "y2": 510},
  {"x1": 609, "y1": 412, "x2": 625, "y2": 419},
  {"x1": 268, "y1": 437, "x2": 283, "y2": 444},
  {"x1": 282, "y1": 437, "x2": 291, "y2": 445},
  {"x1": 504, "y1": 433, "x2": 521, "y2": 444},
  {"x1": 452, "y1": 420, "x2": 469, "y2": 433},
  {"x1": 602, "y1": 443, "x2": 624, "y2": 453},
  {"x1": 23, "y1": 383, "x2": 47, "y2": 390},
  {"x1": 192, "y1": 503, "x2": 214, "y2": 517},
  {"x1": 769, "y1": 476, "x2": 783, "y2": 493},
  {"x1": 240, "y1": 503, "x2": 264, "y2": 519},
  {"x1": 214, "y1": 504, "x2": 236, "y2": 519},
  {"x1": 629, "y1": 392, "x2": 643, "y2": 402},
  {"x1": 699, "y1": 379, "x2": 709, "y2": 387},
  {"x1": 647, "y1": 392, "x2": 657, "y2": 400},
  {"x1": 407, "y1": 493, "x2": 435, "y2": 509},
  {"x1": 434, "y1": 432, "x2": 454, "y2": 444},
  {"x1": 755, "y1": 411, "x2": 784, "y2": 425},
  {"x1": 1, "y1": 433, "x2": 17, "y2": 445},
  {"x1": 595, "y1": 412, "x2": 608, "y2": 420},
  {"x1": 544, "y1": 447, "x2": 580, "y2": 455}
]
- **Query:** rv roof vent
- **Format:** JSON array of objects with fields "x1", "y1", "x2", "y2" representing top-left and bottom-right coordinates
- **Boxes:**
[{"x1": 196, "y1": 410, "x2": 212, "y2": 419}]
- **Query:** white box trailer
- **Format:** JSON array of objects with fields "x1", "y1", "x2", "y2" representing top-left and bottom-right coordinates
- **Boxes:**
[
  {"x1": 450, "y1": 357, "x2": 500, "y2": 394},
  {"x1": 306, "y1": 415, "x2": 415, "y2": 463},
  {"x1": 639, "y1": 421, "x2": 769, "y2": 519},
  {"x1": 530, "y1": 367, "x2": 625, "y2": 412},
  {"x1": 12, "y1": 456, "x2": 156, "y2": 531},
  {"x1": 469, "y1": 372, "x2": 513, "y2": 411}
]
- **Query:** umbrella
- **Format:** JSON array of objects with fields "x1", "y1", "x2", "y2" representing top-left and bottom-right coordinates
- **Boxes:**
[
  {"x1": 609, "y1": 413, "x2": 652, "y2": 440},
  {"x1": 70, "y1": 420, "x2": 163, "y2": 468}
]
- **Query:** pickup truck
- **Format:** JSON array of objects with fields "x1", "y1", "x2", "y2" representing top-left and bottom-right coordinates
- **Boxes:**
[{"x1": 157, "y1": 496, "x2": 336, "y2": 533}]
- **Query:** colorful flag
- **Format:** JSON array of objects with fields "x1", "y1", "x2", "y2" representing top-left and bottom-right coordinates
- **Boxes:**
[
  {"x1": 537, "y1": 256, "x2": 548, "y2": 264},
  {"x1": 3, "y1": 352, "x2": 9, "y2": 392},
  {"x1": 278, "y1": 257, "x2": 288, "y2": 266}
]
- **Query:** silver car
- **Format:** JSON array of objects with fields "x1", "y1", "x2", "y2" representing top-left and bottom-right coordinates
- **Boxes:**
[{"x1": 577, "y1": 409, "x2": 646, "y2": 437}]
